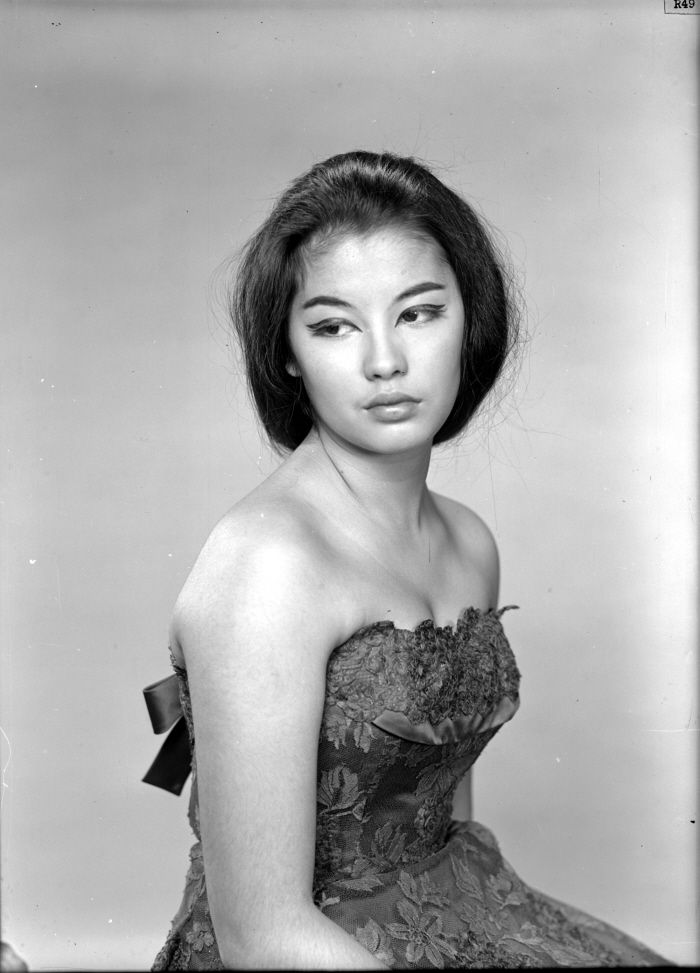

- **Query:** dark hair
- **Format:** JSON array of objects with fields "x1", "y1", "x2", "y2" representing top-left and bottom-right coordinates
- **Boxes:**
[{"x1": 230, "y1": 150, "x2": 517, "y2": 451}]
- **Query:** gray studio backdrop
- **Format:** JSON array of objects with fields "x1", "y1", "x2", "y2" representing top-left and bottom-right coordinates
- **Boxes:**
[{"x1": 2, "y1": 0, "x2": 696, "y2": 969}]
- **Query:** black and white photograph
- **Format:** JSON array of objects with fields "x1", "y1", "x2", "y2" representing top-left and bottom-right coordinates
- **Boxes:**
[{"x1": 1, "y1": 1, "x2": 696, "y2": 969}]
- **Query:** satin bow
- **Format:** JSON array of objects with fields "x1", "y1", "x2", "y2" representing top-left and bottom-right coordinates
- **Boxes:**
[{"x1": 142, "y1": 673, "x2": 191, "y2": 795}]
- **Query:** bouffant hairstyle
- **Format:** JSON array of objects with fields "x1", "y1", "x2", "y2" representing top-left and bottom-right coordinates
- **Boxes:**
[{"x1": 230, "y1": 150, "x2": 517, "y2": 451}]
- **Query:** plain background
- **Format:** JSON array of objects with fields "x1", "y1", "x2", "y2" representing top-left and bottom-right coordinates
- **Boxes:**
[{"x1": 1, "y1": 0, "x2": 697, "y2": 968}]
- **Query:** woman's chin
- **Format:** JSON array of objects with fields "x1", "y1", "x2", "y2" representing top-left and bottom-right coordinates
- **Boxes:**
[{"x1": 316, "y1": 420, "x2": 439, "y2": 458}]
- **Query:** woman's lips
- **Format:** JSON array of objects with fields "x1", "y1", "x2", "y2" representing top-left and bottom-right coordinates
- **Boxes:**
[
  {"x1": 365, "y1": 394, "x2": 421, "y2": 422},
  {"x1": 365, "y1": 392, "x2": 420, "y2": 408}
]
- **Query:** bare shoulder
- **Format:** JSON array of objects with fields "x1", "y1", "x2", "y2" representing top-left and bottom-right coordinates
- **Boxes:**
[
  {"x1": 170, "y1": 488, "x2": 344, "y2": 667},
  {"x1": 431, "y1": 492, "x2": 500, "y2": 603},
  {"x1": 432, "y1": 493, "x2": 499, "y2": 558}
]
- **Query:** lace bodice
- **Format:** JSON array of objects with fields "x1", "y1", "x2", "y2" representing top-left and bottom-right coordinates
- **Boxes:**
[
  {"x1": 168, "y1": 606, "x2": 520, "y2": 896},
  {"x1": 313, "y1": 606, "x2": 520, "y2": 895}
]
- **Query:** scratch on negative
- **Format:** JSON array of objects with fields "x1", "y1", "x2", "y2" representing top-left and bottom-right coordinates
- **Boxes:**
[
  {"x1": 0, "y1": 725, "x2": 11, "y2": 808},
  {"x1": 643, "y1": 728, "x2": 699, "y2": 733}
]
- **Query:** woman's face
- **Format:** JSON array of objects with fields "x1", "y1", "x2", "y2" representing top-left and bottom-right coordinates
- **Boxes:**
[{"x1": 287, "y1": 225, "x2": 465, "y2": 457}]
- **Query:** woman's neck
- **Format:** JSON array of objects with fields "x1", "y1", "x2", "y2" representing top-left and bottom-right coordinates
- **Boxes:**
[{"x1": 295, "y1": 427, "x2": 434, "y2": 536}]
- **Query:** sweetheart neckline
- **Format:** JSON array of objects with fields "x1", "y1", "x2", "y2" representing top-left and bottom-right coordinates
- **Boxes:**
[{"x1": 335, "y1": 604, "x2": 518, "y2": 647}]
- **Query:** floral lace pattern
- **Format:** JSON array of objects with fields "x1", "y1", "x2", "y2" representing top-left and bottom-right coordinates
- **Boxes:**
[
  {"x1": 323, "y1": 606, "x2": 520, "y2": 732},
  {"x1": 152, "y1": 843, "x2": 223, "y2": 970},
  {"x1": 152, "y1": 608, "x2": 668, "y2": 969}
]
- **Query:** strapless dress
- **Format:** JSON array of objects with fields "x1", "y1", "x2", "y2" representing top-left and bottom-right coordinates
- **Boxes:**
[{"x1": 143, "y1": 606, "x2": 670, "y2": 968}]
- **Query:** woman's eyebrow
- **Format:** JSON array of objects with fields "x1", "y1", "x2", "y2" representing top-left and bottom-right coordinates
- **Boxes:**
[
  {"x1": 395, "y1": 281, "x2": 446, "y2": 301},
  {"x1": 302, "y1": 281, "x2": 445, "y2": 311},
  {"x1": 302, "y1": 295, "x2": 353, "y2": 310}
]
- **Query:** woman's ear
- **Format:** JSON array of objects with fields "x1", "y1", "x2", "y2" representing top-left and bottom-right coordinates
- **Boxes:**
[{"x1": 285, "y1": 359, "x2": 301, "y2": 377}]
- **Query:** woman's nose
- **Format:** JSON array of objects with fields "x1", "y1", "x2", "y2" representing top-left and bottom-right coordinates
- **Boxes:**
[{"x1": 363, "y1": 328, "x2": 408, "y2": 380}]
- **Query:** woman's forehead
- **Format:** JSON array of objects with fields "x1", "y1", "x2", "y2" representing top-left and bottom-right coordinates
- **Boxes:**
[{"x1": 295, "y1": 226, "x2": 452, "y2": 296}]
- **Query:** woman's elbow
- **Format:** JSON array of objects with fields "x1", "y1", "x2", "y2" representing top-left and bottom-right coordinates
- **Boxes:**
[{"x1": 215, "y1": 910, "x2": 312, "y2": 969}]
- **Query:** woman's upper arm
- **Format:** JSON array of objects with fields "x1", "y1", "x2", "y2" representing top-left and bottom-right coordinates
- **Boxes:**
[{"x1": 173, "y1": 527, "x2": 340, "y2": 959}]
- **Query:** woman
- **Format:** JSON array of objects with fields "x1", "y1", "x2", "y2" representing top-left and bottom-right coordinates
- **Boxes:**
[{"x1": 144, "y1": 151, "x2": 669, "y2": 968}]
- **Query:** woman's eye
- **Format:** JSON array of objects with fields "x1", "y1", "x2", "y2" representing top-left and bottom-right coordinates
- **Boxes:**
[
  {"x1": 307, "y1": 320, "x2": 355, "y2": 337},
  {"x1": 399, "y1": 304, "x2": 446, "y2": 325}
]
